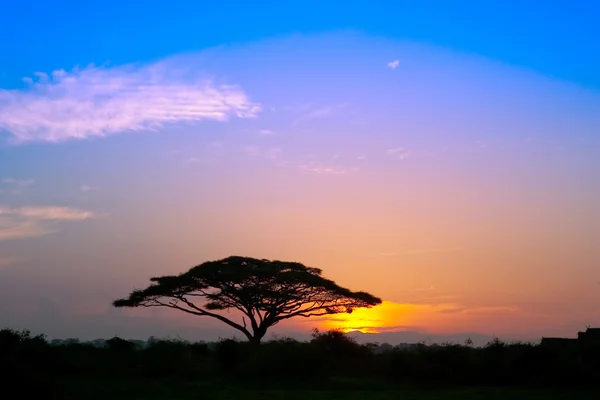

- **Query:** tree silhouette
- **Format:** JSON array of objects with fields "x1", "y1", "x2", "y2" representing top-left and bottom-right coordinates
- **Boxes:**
[{"x1": 113, "y1": 256, "x2": 382, "y2": 343}]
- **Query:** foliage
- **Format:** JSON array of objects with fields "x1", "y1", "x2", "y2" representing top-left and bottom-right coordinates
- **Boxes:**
[
  {"x1": 4, "y1": 326, "x2": 600, "y2": 396},
  {"x1": 113, "y1": 256, "x2": 382, "y2": 343}
]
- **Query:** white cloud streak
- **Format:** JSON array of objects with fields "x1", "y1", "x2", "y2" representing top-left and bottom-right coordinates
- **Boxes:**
[
  {"x1": 0, "y1": 205, "x2": 101, "y2": 240},
  {"x1": 412, "y1": 286, "x2": 435, "y2": 292},
  {"x1": 12, "y1": 206, "x2": 99, "y2": 220},
  {"x1": 299, "y1": 163, "x2": 357, "y2": 175},
  {"x1": 80, "y1": 185, "x2": 100, "y2": 192},
  {"x1": 2, "y1": 178, "x2": 35, "y2": 187},
  {"x1": 244, "y1": 145, "x2": 282, "y2": 159},
  {"x1": 387, "y1": 60, "x2": 400, "y2": 70},
  {"x1": 386, "y1": 147, "x2": 411, "y2": 160},
  {"x1": 0, "y1": 62, "x2": 261, "y2": 143},
  {"x1": 291, "y1": 103, "x2": 347, "y2": 125}
]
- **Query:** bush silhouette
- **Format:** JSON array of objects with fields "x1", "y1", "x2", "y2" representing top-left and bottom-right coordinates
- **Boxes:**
[{"x1": 3, "y1": 327, "x2": 600, "y2": 391}]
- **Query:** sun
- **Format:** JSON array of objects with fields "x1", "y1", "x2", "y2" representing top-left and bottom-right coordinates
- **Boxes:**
[{"x1": 321, "y1": 301, "x2": 418, "y2": 333}]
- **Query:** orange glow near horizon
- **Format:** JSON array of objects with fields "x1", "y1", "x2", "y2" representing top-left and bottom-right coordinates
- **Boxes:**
[
  {"x1": 321, "y1": 301, "x2": 424, "y2": 333},
  {"x1": 314, "y1": 300, "x2": 553, "y2": 337}
]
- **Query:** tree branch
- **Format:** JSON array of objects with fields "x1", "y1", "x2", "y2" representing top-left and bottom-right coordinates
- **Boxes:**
[
  {"x1": 157, "y1": 296, "x2": 254, "y2": 340},
  {"x1": 113, "y1": 256, "x2": 382, "y2": 344}
]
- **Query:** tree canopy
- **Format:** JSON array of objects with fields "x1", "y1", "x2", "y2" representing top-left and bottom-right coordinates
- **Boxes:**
[{"x1": 113, "y1": 256, "x2": 382, "y2": 343}]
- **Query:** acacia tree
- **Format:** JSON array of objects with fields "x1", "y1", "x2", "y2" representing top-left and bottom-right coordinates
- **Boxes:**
[{"x1": 113, "y1": 256, "x2": 382, "y2": 343}]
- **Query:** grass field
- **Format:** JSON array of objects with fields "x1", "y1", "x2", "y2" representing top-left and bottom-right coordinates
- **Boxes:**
[
  {"x1": 42, "y1": 379, "x2": 600, "y2": 399},
  {"x1": 6, "y1": 328, "x2": 600, "y2": 399}
]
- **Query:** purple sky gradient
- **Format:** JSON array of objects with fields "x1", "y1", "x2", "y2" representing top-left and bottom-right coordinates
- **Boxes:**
[{"x1": 1, "y1": 32, "x2": 599, "y2": 342}]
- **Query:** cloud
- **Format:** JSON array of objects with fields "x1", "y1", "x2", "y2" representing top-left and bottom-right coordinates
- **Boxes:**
[
  {"x1": 258, "y1": 129, "x2": 275, "y2": 135},
  {"x1": 412, "y1": 286, "x2": 435, "y2": 292},
  {"x1": 185, "y1": 157, "x2": 203, "y2": 164},
  {"x1": 306, "y1": 105, "x2": 343, "y2": 119},
  {"x1": 1, "y1": 178, "x2": 35, "y2": 195},
  {"x1": 0, "y1": 217, "x2": 54, "y2": 240},
  {"x1": 299, "y1": 163, "x2": 356, "y2": 175},
  {"x1": 80, "y1": 185, "x2": 100, "y2": 192},
  {"x1": 181, "y1": 141, "x2": 227, "y2": 165},
  {"x1": 0, "y1": 62, "x2": 261, "y2": 143},
  {"x1": 2, "y1": 178, "x2": 35, "y2": 187},
  {"x1": 12, "y1": 206, "x2": 99, "y2": 220},
  {"x1": 244, "y1": 145, "x2": 282, "y2": 159},
  {"x1": 385, "y1": 147, "x2": 411, "y2": 160},
  {"x1": 0, "y1": 205, "x2": 101, "y2": 240},
  {"x1": 387, "y1": 60, "x2": 400, "y2": 70},
  {"x1": 291, "y1": 103, "x2": 347, "y2": 125},
  {"x1": 439, "y1": 306, "x2": 520, "y2": 315}
]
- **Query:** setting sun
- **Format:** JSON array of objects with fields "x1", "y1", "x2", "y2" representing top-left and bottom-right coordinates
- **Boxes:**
[{"x1": 322, "y1": 301, "x2": 421, "y2": 333}]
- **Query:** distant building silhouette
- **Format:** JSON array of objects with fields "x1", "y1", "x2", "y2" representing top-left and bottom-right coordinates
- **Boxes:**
[
  {"x1": 578, "y1": 328, "x2": 600, "y2": 347},
  {"x1": 541, "y1": 327, "x2": 600, "y2": 348}
]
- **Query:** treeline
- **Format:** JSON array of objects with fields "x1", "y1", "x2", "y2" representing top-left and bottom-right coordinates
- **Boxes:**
[{"x1": 2, "y1": 328, "x2": 600, "y2": 391}]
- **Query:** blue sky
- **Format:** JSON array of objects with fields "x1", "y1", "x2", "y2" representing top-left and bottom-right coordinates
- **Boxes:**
[
  {"x1": 1, "y1": 0, "x2": 599, "y2": 89},
  {"x1": 0, "y1": 1, "x2": 599, "y2": 343}
]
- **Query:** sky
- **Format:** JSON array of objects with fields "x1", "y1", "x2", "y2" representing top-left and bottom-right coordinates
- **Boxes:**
[{"x1": 1, "y1": 0, "x2": 599, "y2": 345}]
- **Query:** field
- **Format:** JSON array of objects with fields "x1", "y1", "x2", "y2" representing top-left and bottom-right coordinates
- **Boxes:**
[
  {"x1": 4, "y1": 328, "x2": 600, "y2": 399},
  {"x1": 48, "y1": 380, "x2": 600, "y2": 400}
]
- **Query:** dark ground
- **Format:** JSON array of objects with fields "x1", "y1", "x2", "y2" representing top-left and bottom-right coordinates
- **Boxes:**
[
  {"x1": 44, "y1": 379, "x2": 600, "y2": 400},
  {"x1": 5, "y1": 328, "x2": 600, "y2": 399}
]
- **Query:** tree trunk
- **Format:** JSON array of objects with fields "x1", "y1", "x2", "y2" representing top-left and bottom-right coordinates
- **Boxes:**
[
  {"x1": 250, "y1": 327, "x2": 267, "y2": 345},
  {"x1": 249, "y1": 335, "x2": 262, "y2": 345}
]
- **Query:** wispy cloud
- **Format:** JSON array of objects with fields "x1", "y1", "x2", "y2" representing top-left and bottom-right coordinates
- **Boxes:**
[
  {"x1": 0, "y1": 62, "x2": 260, "y2": 143},
  {"x1": 299, "y1": 163, "x2": 357, "y2": 175},
  {"x1": 184, "y1": 157, "x2": 206, "y2": 164},
  {"x1": 258, "y1": 129, "x2": 276, "y2": 136},
  {"x1": 273, "y1": 153, "x2": 360, "y2": 176},
  {"x1": 0, "y1": 205, "x2": 101, "y2": 240},
  {"x1": 80, "y1": 185, "x2": 100, "y2": 192},
  {"x1": 439, "y1": 306, "x2": 520, "y2": 315},
  {"x1": 12, "y1": 206, "x2": 99, "y2": 220},
  {"x1": 412, "y1": 286, "x2": 435, "y2": 292},
  {"x1": 387, "y1": 60, "x2": 400, "y2": 70},
  {"x1": 244, "y1": 145, "x2": 282, "y2": 159},
  {"x1": 385, "y1": 147, "x2": 411, "y2": 160},
  {"x1": 0, "y1": 178, "x2": 36, "y2": 196},
  {"x1": 2, "y1": 178, "x2": 35, "y2": 187},
  {"x1": 182, "y1": 141, "x2": 227, "y2": 165},
  {"x1": 306, "y1": 104, "x2": 346, "y2": 119},
  {"x1": 290, "y1": 103, "x2": 347, "y2": 125}
]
